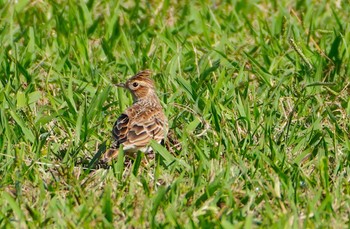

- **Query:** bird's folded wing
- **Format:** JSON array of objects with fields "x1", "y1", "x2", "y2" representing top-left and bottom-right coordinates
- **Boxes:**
[
  {"x1": 109, "y1": 107, "x2": 167, "y2": 156},
  {"x1": 111, "y1": 113, "x2": 129, "y2": 148}
]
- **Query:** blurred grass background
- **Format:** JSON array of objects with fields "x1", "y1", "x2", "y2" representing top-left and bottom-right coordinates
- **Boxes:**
[{"x1": 0, "y1": 0, "x2": 349, "y2": 227}]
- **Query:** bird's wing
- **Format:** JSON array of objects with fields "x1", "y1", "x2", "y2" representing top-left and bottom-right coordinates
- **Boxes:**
[
  {"x1": 111, "y1": 113, "x2": 129, "y2": 148},
  {"x1": 103, "y1": 106, "x2": 167, "y2": 162},
  {"x1": 124, "y1": 106, "x2": 167, "y2": 148},
  {"x1": 101, "y1": 113, "x2": 129, "y2": 162}
]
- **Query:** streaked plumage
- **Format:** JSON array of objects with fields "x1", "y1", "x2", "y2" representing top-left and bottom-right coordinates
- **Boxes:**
[{"x1": 102, "y1": 70, "x2": 168, "y2": 162}]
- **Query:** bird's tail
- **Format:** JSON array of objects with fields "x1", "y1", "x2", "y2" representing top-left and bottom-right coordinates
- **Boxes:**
[{"x1": 101, "y1": 148, "x2": 119, "y2": 163}]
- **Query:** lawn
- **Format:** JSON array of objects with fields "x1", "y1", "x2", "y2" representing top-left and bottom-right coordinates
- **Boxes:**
[{"x1": 0, "y1": 0, "x2": 349, "y2": 228}]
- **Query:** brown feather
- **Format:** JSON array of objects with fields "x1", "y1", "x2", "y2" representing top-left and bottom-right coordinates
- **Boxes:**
[{"x1": 102, "y1": 70, "x2": 168, "y2": 163}]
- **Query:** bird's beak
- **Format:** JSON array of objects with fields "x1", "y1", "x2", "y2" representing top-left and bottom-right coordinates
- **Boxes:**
[{"x1": 115, "y1": 83, "x2": 126, "y2": 88}]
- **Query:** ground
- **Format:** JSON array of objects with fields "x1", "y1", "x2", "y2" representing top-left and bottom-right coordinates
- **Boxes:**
[{"x1": 0, "y1": 0, "x2": 349, "y2": 228}]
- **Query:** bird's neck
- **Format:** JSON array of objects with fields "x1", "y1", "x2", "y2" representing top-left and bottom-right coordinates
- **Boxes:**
[{"x1": 133, "y1": 92, "x2": 160, "y2": 105}]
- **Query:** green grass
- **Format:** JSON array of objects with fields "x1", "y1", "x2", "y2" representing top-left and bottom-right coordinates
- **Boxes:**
[{"x1": 0, "y1": 0, "x2": 349, "y2": 228}]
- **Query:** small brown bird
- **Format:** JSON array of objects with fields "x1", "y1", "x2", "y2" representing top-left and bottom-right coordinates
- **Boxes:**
[{"x1": 102, "y1": 70, "x2": 168, "y2": 162}]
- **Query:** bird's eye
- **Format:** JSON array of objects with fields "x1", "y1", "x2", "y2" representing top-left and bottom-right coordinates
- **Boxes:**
[{"x1": 132, "y1": 82, "x2": 139, "y2": 87}]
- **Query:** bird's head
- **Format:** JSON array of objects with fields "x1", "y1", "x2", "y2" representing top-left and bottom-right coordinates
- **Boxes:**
[{"x1": 116, "y1": 70, "x2": 156, "y2": 102}]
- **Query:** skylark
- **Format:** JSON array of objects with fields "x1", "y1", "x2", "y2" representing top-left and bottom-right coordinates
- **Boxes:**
[{"x1": 102, "y1": 70, "x2": 168, "y2": 163}]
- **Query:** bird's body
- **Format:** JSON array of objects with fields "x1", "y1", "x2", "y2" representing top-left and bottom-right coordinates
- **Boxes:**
[{"x1": 102, "y1": 70, "x2": 168, "y2": 162}]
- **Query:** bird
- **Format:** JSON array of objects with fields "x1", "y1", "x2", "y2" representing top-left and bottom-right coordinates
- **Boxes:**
[{"x1": 101, "y1": 70, "x2": 168, "y2": 163}]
